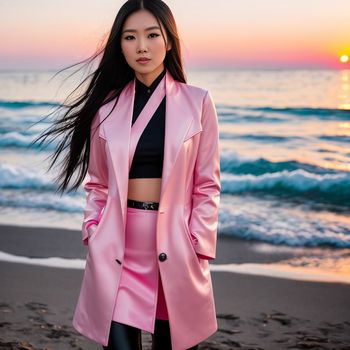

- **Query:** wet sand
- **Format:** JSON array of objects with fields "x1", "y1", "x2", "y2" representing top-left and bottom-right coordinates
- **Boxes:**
[{"x1": 0, "y1": 224, "x2": 349, "y2": 349}]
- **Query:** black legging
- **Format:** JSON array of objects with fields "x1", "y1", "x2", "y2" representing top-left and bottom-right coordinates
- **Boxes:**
[{"x1": 102, "y1": 319, "x2": 199, "y2": 350}]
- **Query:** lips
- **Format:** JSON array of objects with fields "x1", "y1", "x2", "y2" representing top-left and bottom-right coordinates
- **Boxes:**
[{"x1": 137, "y1": 58, "x2": 150, "y2": 62}]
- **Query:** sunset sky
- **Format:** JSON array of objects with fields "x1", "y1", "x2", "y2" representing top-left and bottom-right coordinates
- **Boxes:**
[{"x1": 1, "y1": 0, "x2": 349, "y2": 70}]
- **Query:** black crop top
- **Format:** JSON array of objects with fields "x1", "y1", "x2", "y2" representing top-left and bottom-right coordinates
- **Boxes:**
[{"x1": 128, "y1": 68, "x2": 166, "y2": 179}]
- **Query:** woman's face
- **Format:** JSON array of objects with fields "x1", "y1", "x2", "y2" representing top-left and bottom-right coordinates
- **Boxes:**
[{"x1": 120, "y1": 9, "x2": 171, "y2": 85}]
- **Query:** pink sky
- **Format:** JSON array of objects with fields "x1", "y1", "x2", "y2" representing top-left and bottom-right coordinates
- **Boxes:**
[{"x1": 0, "y1": 0, "x2": 349, "y2": 70}]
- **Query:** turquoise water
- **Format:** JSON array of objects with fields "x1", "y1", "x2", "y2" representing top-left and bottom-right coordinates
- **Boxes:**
[{"x1": 0, "y1": 68, "x2": 349, "y2": 248}]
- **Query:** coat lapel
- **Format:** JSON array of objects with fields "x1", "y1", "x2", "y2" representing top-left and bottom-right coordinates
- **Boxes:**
[
  {"x1": 160, "y1": 71, "x2": 195, "y2": 206},
  {"x1": 101, "y1": 69, "x2": 194, "y2": 229}
]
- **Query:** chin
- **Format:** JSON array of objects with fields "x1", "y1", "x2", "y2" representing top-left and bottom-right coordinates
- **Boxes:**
[{"x1": 135, "y1": 66, "x2": 158, "y2": 74}]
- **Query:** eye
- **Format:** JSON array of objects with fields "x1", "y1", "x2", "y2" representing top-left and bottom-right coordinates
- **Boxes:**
[
  {"x1": 149, "y1": 33, "x2": 160, "y2": 38},
  {"x1": 124, "y1": 35, "x2": 134, "y2": 40}
]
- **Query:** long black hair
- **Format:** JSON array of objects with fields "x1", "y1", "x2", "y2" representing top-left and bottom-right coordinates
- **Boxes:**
[{"x1": 31, "y1": 0, "x2": 186, "y2": 195}]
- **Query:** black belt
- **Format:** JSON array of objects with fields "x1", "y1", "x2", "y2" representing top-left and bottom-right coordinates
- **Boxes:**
[{"x1": 127, "y1": 199, "x2": 159, "y2": 211}]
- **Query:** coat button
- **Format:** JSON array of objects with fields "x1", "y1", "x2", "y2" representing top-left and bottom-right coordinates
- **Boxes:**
[
  {"x1": 115, "y1": 259, "x2": 122, "y2": 265},
  {"x1": 158, "y1": 253, "x2": 167, "y2": 262}
]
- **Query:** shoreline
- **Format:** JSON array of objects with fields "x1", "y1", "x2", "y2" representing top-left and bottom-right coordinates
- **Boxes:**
[
  {"x1": 0, "y1": 224, "x2": 349, "y2": 284},
  {"x1": 0, "y1": 224, "x2": 349, "y2": 349}
]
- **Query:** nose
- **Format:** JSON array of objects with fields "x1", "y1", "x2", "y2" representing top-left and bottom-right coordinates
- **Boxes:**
[
  {"x1": 137, "y1": 47, "x2": 147, "y2": 54},
  {"x1": 137, "y1": 38, "x2": 148, "y2": 54}
]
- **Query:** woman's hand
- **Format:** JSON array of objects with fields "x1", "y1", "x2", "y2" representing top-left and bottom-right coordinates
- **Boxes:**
[
  {"x1": 83, "y1": 222, "x2": 98, "y2": 245},
  {"x1": 87, "y1": 223, "x2": 98, "y2": 239}
]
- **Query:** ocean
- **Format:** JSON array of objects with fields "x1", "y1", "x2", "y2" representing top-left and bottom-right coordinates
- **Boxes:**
[{"x1": 0, "y1": 68, "x2": 349, "y2": 280}]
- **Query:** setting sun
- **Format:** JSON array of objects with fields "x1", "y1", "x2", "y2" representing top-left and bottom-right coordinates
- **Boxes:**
[{"x1": 340, "y1": 55, "x2": 349, "y2": 63}]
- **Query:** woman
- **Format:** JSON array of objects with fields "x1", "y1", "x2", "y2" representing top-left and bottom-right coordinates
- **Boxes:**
[{"x1": 33, "y1": 0, "x2": 220, "y2": 349}]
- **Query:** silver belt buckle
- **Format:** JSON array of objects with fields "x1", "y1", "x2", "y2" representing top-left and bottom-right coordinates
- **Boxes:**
[{"x1": 143, "y1": 202, "x2": 153, "y2": 210}]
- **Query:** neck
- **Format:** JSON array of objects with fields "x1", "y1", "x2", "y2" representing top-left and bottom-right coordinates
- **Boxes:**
[{"x1": 135, "y1": 65, "x2": 165, "y2": 87}]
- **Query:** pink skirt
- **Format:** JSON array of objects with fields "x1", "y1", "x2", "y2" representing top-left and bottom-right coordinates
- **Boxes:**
[{"x1": 111, "y1": 206, "x2": 169, "y2": 333}]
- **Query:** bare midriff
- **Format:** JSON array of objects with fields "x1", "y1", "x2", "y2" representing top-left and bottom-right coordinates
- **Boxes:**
[{"x1": 127, "y1": 178, "x2": 162, "y2": 202}]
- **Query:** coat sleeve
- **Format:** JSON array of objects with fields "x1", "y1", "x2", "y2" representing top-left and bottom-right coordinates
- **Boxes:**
[
  {"x1": 81, "y1": 110, "x2": 108, "y2": 246},
  {"x1": 189, "y1": 90, "x2": 221, "y2": 260}
]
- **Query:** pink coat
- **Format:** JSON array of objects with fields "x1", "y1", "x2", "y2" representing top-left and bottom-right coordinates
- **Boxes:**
[{"x1": 72, "y1": 70, "x2": 221, "y2": 349}]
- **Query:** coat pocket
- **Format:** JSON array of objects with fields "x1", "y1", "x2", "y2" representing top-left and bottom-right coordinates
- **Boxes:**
[
  {"x1": 87, "y1": 226, "x2": 98, "y2": 244},
  {"x1": 87, "y1": 204, "x2": 107, "y2": 245},
  {"x1": 182, "y1": 211, "x2": 200, "y2": 264}
]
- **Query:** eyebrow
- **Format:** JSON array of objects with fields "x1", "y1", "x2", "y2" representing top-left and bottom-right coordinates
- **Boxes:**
[{"x1": 122, "y1": 26, "x2": 160, "y2": 34}]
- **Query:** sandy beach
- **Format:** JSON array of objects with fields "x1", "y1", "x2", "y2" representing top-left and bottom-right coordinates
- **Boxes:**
[{"x1": 0, "y1": 224, "x2": 349, "y2": 350}]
